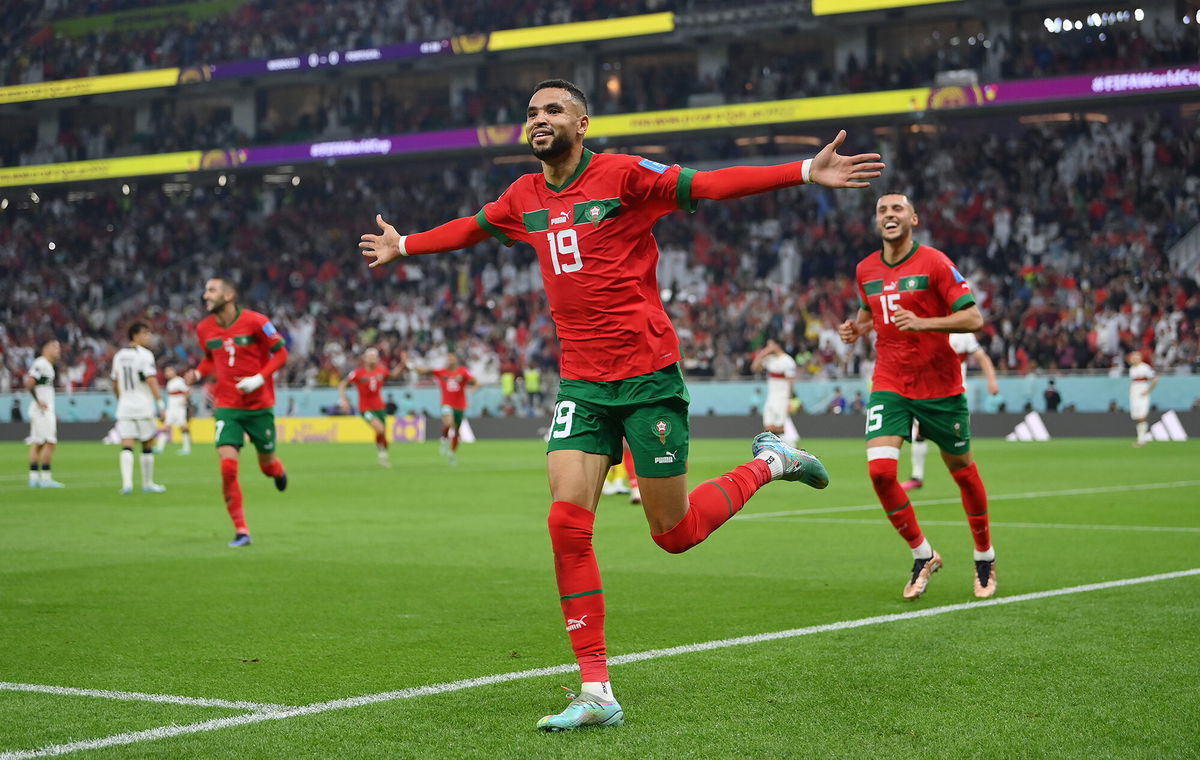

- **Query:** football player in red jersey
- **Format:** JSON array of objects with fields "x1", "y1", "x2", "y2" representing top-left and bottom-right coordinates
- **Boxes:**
[
  {"x1": 361, "y1": 79, "x2": 883, "y2": 730},
  {"x1": 187, "y1": 277, "x2": 289, "y2": 548},
  {"x1": 338, "y1": 348, "x2": 403, "y2": 467},
  {"x1": 428, "y1": 352, "x2": 475, "y2": 465},
  {"x1": 838, "y1": 193, "x2": 996, "y2": 600}
]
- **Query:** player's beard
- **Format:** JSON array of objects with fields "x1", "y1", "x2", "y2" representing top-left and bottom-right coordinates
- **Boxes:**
[{"x1": 530, "y1": 131, "x2": 572, "y2": 161}]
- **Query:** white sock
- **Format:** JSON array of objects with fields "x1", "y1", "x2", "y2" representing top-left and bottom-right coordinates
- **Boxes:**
[
  {"x1": 974, "y1": 546, "x2": 996, "y2": 562},
  {"x1": 1136, "y1": 421, "x2": 1148, "y2": 442},
  {"x1": 182, "y1": 431, "x2": 191, "y2": 452},
  {"x1": 754, "y1": 449, "x2": 785, "y2": 480},
  {"x1": 141, "y1": 452, "x2": 155, "y2": 487},
  {"x1": 910, "y1": 439, "x2": 928, "y2": 481},
  {"x1": 582, "y1": 681, "x2": 614, "y2": 700},
  {"x1": 120, "y1": 449, "x2": 134, "y2": 489},
  {"x1": 29, "y1": 467, "x2": 38, "y2": 484},
  {"x1": 40, "y1": 467, "x2": 52, "y2": 483},
  {"x1": 911, "y1": 538, "x2": 933, "y2": 560}
]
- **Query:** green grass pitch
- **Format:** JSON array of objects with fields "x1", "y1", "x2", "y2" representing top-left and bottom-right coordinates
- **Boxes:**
[{"x1": 1, "y1": 437, "x2": 1198, "y2": 759}]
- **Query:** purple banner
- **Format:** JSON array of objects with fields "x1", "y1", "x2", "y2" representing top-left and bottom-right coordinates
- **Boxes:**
[
  {"x1": 196, "y1": 125, "x2": 523, "y2": 171},
  {"x1": 928, "y1": 65, "x2": 1200, "y2": 110},
  {"x1": 197, "y1": 34, "x2": 490, "y2": 81}
]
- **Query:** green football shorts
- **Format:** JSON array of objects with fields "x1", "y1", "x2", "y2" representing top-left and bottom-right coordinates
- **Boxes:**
[
  {"x1": 547, "y1": 364, "x2": 690, "y2": 478},
  {"x1": 864, "y1": 390, "x2": 971, "y2": 454},
  {"x1": 361, "y1": 410, "x2": 387, "y2": 426},
  {"x1": 214, "y1": 407, "x2": 277, "y2": 453}
]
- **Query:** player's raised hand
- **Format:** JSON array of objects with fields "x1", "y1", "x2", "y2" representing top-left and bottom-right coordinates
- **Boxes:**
[
  {"x1": 359, "y1": 214, "x2": 407, "y2": 268},
  {"x1": 809, "y1": 130, "x2": 885, "y2": 189},
  {"x1": 837, "y1": 319, "x2": 860, "y2": 344}
]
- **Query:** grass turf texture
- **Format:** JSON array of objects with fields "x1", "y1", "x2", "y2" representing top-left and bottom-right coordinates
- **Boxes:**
[{"x1": 1, "y1": 438, "x2": 1197, "y2": 759}]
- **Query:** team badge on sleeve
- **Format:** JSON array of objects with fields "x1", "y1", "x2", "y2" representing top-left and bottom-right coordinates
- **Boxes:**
[{"x1": 638, "y1": 158, "x2": 669, "y2": 174}]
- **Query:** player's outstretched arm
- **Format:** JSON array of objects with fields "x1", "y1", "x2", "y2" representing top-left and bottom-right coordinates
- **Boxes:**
[
  {"x1": 690, "y1": 130, "x2": 883, "y2": 200},
  {"x1": 360, "y1": 214, "x2": 491, "y2": 268}
]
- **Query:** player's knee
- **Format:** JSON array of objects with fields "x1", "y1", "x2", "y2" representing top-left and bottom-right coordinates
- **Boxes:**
[
  {"x1": 867, "y1": 447, "x2": 901, "y2": 488},
  {"x1": 547, "y1": 501, "x2": 593, "y2": 554},
  {"x1": 141, "y1": 445, "x2": 153, "y2": 455},
  {"x1": 650, "y1": 529, "x2": 693, "y2": 554}
]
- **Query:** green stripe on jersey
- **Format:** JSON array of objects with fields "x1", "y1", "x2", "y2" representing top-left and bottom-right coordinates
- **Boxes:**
[
  {"x1": 474, "y1": 208, "x2": 512, "y2": 245},
  {"x1": 898, "y1": 275, "x2": 929, "y2": 292},
  {"x1": 233, "y1": 335, "x2": 254, "y2": 346},
  {"x1": 863, "y1": 279, "x2": 884, "y2": 296},
  {"x1": 572, "y1": 198, "x2": 621, "y2": 226},
  {"x1": 676, "y1": 167, "x2": 698, "y2": 213},
  {"x1": 523, "y1": 209, "x2": 549, "y2": 233},
  {"x1": 204, "y1": 338, "x2": 223, "y2": 350},
  {"x1": 951, "y1": 293, "x2": 977, "y2": 312}
]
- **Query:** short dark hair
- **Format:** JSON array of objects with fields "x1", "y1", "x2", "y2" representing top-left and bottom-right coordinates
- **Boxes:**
[
  {"x1": 128, "y1": 322, "x2": 149, "y2": 340},
  {"x1": 532, "y1": 79, "x2": 588, "y2": 115},
  {"x1": 208, "y1": 275, "x2": 238, "y2": 294},
  {"x1": 877, "y1": 191, "x2": 914, "y2": 209}
]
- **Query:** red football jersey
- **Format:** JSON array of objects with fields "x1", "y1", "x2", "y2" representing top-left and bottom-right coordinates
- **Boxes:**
[
  {"x1": 856, "y1": 242, "x2": 976, "y2": 399},
  {"x1": 431, "y1": 367, "x2": 473, "y2": 410},
  {"x1": 476, "y1": 149, "x2": 696, "y2": 381},
  {"x1": 347, "y1": 365, "x2": 388, "y2": 412},
  {"x1": 195, "y1": 308, "x2": 284, "y2": 409}
]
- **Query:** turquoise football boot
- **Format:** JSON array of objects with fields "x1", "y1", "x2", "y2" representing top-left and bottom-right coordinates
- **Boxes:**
[
  {"x1": 536, "y1": 689, "x2": 624, "y2": 732},
  {"x1": 751, "y1": 432, "x2": 830, "y2": 489}
]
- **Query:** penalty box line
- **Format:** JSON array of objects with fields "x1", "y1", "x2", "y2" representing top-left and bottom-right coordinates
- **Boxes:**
[
  {"x1": 3, "y1": 567, "x2": 1198, "y2": 760},
  {"x1": 0, "y1": 683, "x2": 290, "y2": 713}
]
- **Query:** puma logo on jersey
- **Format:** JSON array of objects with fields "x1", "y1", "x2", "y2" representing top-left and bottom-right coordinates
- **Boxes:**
[
  {"x1": 883, "y1": 282, "x2": 897, "y2": 291},
  {"x1": 566, "y1": 615, "x2": 588, "y2": 631},
  {"x1": 551, "y1": 212, "x2": 569, "y2": 225}
]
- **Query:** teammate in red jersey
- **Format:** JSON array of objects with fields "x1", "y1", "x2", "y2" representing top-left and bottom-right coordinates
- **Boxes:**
[
  {"x1": 338, "y1": 348, "x2": 402, "y2": 467},
  {"x1": 838, "y1": 193, "x2": 996, "y2": 600},
  {"x1": 360, "y1": 79, "x2": 883, "y2": 730},
  {"x1": 187, "y1": 277, "x2": 289, "y2": 548},
  {"x1": 427, "y1": 353, "x2": 475, "y2": 465}
]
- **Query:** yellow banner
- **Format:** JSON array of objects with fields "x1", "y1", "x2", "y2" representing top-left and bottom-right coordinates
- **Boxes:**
[
  {"x1": 488, "y1": 12, "x2": 673, "y2": 51},
  {"x1": 587, "y1": 88, "x2": 931, "y2": 138},
  {"x1": 0, "y1": 152, "x2": 203, "y2": 188},
  {"x1": 0, "y1": 68, "x2": 181, "y2": 105},
  {"x1": 812, "y1": 0, "x2": 959, "y2": 15},
  {"x1": 189, "y1": 415, "x2": 427, "y2": 444}
]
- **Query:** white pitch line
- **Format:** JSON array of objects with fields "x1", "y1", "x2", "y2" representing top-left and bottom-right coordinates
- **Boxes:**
[
  {"x1": 739, "y1": 479, "x2": 1200, "y2": 521},
  {"x1": 755, "y1": 517, "x2": 1200, "y2": 534},
  {"x1": 4, "y1": 567, "x2": 1197, "y2": 760},
  {"x1": 0, "y1": 682, "x2": 290, "y2": 712}
]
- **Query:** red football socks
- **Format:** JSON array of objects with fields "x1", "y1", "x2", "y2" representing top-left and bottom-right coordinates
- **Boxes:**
[
  {"x1": 952, "y1": 462, "x2": 991, "y2": 552},
  {"x1": 869, "y1": 457, "x2": 924, "y2": 547},
  {"x1": 220, "y1": 458, "x2": 247, "y2": 534},
  {"x1": 622, "y1": 448, "x2": 638, "y2": 489},
  {"x1": 548, "y1": 501, "x2": 608, "y2": 683},
  {"x1": 450, "y1": 428, "x2": 460, "y2": 452},
  {"x1": 651, "y1": 459, "x2": 772, "y2": 553},
  {"x1": 375, "y1": 432, "x2": 388, "y2": 450},
  {"x1": 259, "y1": 459, "x2": 285, "y2": 479}
]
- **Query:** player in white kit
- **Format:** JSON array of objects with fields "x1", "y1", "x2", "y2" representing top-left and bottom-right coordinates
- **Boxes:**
[
  {"x1": 111, "y1": 323, "x2": 166, "y2": 493},
  {"x1": 26, "y1": 339, "x2": 65, "y2": 488},
  {"x1": 903, "y1": 331, "x2": 999, "y2": 491},
  {"x1": 1128, "y1": 350, "x2": 1157, "y2": 447},
  {"x1": 751, "y1": 340, "x2": 798, "y2": 435},
  {"x1": 158, "y1": 366, "x2": 192, "y2": 455}
]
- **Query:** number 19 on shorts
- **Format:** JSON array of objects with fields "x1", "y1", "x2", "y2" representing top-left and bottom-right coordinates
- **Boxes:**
[{"x1": 550, "y1": 401, "x2": 576, "y2": 439}]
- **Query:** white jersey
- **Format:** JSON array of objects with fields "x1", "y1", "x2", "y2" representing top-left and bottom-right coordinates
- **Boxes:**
[
  {"x1": 165, "y1": 376, "x2": 190, "y2": 416},
  {"x1": 762, "y1": 352, "x2": 797, "y2": 404},
  {"x1": 28, "y1": 356, "x2": 56, "y2": 411},
  {"x1": 948, "y1": 332, "x2": 982, "y2": 382},
  {"x1": 1129, "y1": 362, "x2": 1155, "y2": 399},
  {"x1": 111, "y1": 346, "x2": 158, "y2": 419}
]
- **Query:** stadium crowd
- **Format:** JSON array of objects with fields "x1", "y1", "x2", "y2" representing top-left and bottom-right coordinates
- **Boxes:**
[
  {"x1": 4, "y1": 7, "x2": 1198, "y2": 167},
  {"x1": 2, "y1": 114, "x2": 1198, "y2": 401}
]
